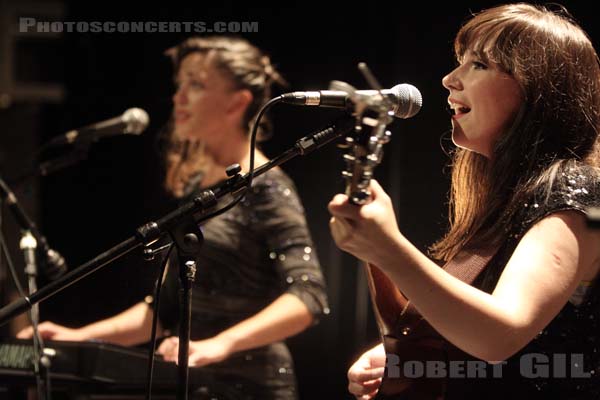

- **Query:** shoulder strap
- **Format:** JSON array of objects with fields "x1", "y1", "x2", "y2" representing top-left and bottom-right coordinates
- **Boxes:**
[{"x1": 442, "y1": 246, "x2": 500, "y2": 284}]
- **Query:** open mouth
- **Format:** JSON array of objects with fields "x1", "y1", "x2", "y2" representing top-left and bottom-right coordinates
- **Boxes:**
[
  {"x1": 454, "y1": 106, "x2": 471, "y2": 115},
  {"x1": 448, "y1": 100, "x2": 471, "y2": 117}
]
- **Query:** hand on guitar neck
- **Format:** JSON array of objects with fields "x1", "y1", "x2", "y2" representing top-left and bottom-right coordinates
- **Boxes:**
[
  {"x1": 328, "y1": 179, "x2": 403, "y2": 269},
  {"x1": 329, "y1": 177, "x2": 409, "y2": 333}
]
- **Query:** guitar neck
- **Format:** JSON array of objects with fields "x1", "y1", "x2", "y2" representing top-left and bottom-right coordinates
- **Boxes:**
[{"x1": 363, "y1": 262, "x2": 410, "y2": 337}]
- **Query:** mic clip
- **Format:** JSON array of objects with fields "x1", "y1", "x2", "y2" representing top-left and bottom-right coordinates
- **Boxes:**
[
  {"x1": 329, "y1": 79, "x2": 396, "y2": 119},
  {"x1": 143, "y1": 243, "x2": 172, "y2": 261}
]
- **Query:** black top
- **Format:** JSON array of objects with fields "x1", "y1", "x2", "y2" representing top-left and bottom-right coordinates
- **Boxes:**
[
  {"x1": 446, "y1": 162, "x2": 600, "y2": 399},
  {"x1": 156, "y1": 168, "x2": 329, "y2": 400}
]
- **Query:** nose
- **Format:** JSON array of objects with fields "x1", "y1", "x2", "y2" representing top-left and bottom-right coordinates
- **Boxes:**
[{"x1": 442, "y1": 67, "x2": 462, "y2": 91}]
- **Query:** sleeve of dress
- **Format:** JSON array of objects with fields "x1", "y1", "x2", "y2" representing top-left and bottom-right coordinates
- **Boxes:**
[
  {"x1": 249, "y1": 173, "x2": 330, "y2": 324},
  {"x1": 471, "y1": 162, "x2": 600, "y2": 294},
  {"x1": 516, "y1": 163, "x2": 600, "y2": 237}
]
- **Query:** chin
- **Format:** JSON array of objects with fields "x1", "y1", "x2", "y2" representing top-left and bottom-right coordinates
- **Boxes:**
[
  {"x1": 451, "y1": 127, "x2": 466, "y2": 148},
  {"x1": 452, "y1": 134, "x2": 492, "y2": 158}
]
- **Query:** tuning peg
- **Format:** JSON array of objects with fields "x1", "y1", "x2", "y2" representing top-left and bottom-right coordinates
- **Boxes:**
[
  {"x1": 351, "y1": 191, "x2": 371, "y2": 205},
  {"x1": 367, "y1": 154, "x2": 380, "y2": 164},
  {"x1": 381, "y1": 130, "x2": 392, "y2": 144}
]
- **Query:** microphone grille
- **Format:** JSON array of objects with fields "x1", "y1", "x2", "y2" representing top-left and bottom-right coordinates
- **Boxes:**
[
  {"x1": 391, "y1": 84, "x2": 422, "y2": 119},
  {"x1": 123, "y1": 107, "x2": 150, "y2": 135}
]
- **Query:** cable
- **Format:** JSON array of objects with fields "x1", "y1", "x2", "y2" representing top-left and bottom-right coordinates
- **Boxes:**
[
  {"x1": 145, "y1": 242, "x2": 174, "y2": 400},
  {"x1": 0, "y1": 222, "x2": 26, "y2": 298},
  {"x1": 195, "y1": 96, "x2": 282, "y2": 223}
]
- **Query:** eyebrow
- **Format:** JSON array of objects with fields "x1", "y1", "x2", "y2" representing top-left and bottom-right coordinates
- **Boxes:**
[
  {"x1": 176, "y1": 70, "x2": 203, "y2": 80},
  {"x1": 465, "y1": 49, "x2": 483, "y2": 58}
]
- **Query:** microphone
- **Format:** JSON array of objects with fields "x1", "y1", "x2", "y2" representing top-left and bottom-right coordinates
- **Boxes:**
[
  {"x1": 0, "y1": 178, "x2": 67, "y2": 281},
  {"x1": 37, "y1": 239, "x2": 67, "y2": 281},
  {"x1": 280, "y1": 84, "x2": 423, "y2": 119},
  {"x1": 49, "y1": 107, "x2": 149, "y2": 147}
]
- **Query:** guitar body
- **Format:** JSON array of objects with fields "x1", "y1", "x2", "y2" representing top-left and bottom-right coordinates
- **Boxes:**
[
  {"x1": 363, "y1": 246, "x2": 497, "y2": 399},
  {"x1": 365, "y1": 263, "x2": 447, "y2": 400}
]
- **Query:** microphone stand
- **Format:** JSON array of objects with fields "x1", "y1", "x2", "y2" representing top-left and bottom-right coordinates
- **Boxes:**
[
  {"x1": 0, "y1": 177, "x2": 52, "y2": 400},
  {"x1": 169, "y1": 214, "x2": 205, "y2": 400},
  {"x1": 20, "y1": 232, "x2": 52, "y2": 400},
  {"x1": 8, "y1": 140, "x2": 92, "y2": 189},
  {"x1": 0, "y1": 115, "x2": 355, "y2": 400}
]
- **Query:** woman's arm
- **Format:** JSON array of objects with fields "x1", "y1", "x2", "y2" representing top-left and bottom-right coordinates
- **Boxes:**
[
  {"x1": 18, "y1": 301, "x2": 161, "y2": 346},
  {"x1": 157, "y1": 293, "x2": 313, "y2": 366},
  {"x1": 329, "y1": 180, "x2": 600, "y2": 362}
]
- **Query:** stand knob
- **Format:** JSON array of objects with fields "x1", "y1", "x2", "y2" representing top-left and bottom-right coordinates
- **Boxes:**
[{"x1": 226, "y1": 163, "x2": 242, "y2": 177}]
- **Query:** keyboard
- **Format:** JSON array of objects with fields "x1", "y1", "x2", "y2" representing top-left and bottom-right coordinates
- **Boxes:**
[{"x1": 0, "y1": 338, "x2": 207, "y2": 393}]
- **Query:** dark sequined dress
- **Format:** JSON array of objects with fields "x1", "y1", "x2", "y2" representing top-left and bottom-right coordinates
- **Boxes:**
[
  {"x1": 156, "y1": 168, "x2": 328, "y2": 400},
  {"x1": 444, "y1": 161, "x2": 600, "y2": 399}
]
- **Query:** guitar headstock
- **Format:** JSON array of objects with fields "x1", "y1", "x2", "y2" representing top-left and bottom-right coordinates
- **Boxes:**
[
  {"x1": 341, "y1": 111, "x2": 393, "y2": 205},
  {"x1": 333, "y1": 66, "x2": 421, "y2": 206},
  {"x1": 334, "y1": 76, "x2": 396, "y2": 205}
]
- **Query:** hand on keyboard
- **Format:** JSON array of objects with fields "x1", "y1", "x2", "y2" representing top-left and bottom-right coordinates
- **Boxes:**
[{"x1": 16, "y1": 321, "x2": 85, "y2": 341}]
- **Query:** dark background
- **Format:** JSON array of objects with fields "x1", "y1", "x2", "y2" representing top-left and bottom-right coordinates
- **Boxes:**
[{"x1": 1, "y1": 1, "x2": 598, "y2": 399}]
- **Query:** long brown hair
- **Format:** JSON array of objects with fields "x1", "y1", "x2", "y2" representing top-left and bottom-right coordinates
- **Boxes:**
[
  {"x1": 162, "y1": 36, "x2": 287, "y2": 197},
  {"x1": 430, "y1": 3, "x2": 600, "y2": 261}
]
